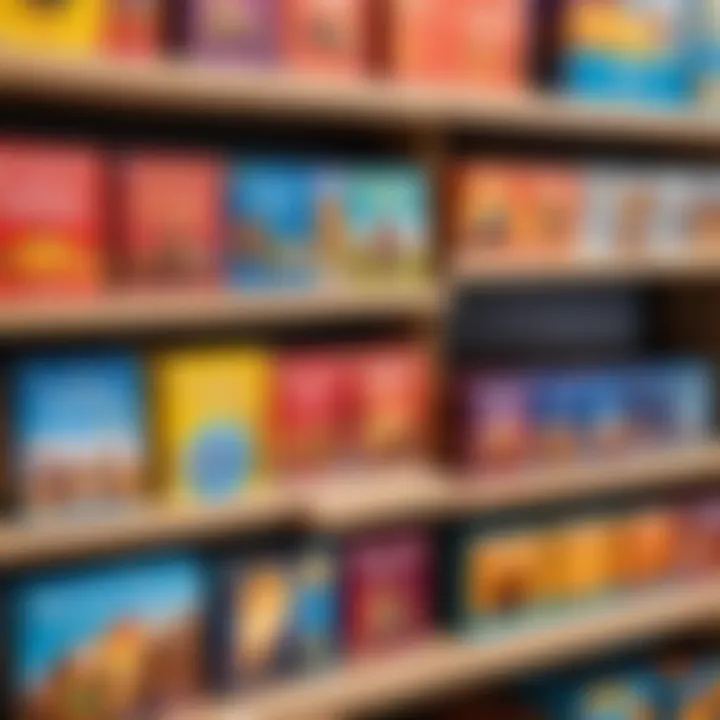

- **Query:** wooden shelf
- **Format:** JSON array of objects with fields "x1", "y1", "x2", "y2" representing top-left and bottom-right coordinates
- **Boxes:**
[
  {"x1": 2, "y1": 50, "x2": 720, "y2": 147},
  {"x1": 447, "y1": 442, "x2": 720, "y2": 514},
  {"x1": 308, "y1": 443, "x2": 720, "y2": 531},
  {"x1": 2, "y1": 444, "x2": 718, "y2": 565},
  {"x1": 306, "y1": 465, "x2": 446, "y2": 532},
  {"x1": 0, "y1": 285, "x2": 439, "y2": 340},
  {"x1": 453, "y1": 254, "x2": 720, "y2": 288},
  {"x1": 0, "y1": 492, "x2": 296, "y2": 567},
  {"x1": 179, "y1": 579, "x2": 720, "y2": 720}
]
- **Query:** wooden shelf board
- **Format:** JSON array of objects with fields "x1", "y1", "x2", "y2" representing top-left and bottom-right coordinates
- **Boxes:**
[
  {"x1": 2, "y1": 444, "x2": 718, "y2": 565},
  {"x1": 181, "y1": 580, "x2": 720, "y2": 720},
  {"x1": 1, "y1": 50, "x2": 720, "y2": 146},
  {"x1": 308, "y1": 443, "x2": 720, "y2": 530},
  {"x1": 306, "y1": 464, "x2": 446, "y2": 532},
  {"x1": 0, "y1": 285, "x2": 439, "y2": 340},
  {"x1": 453, "y1": 255, "x2": 720, "y2": 288},
  {"x1": 0, "y1": 491, "x2": 296, "y2": 567},
  {"x1": 449, "y1": 442, "x2": 720, "y2": 514}
]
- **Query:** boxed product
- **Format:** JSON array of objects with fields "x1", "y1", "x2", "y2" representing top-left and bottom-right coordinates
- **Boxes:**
[
  {"x1": 154, "y1": 348, "x2": 271, "y2": 503},
  {"x1": 664, "y1": 360, "x2": 714, "y2": 442},
  {"x1": 12, "y1": 354, "x2": 146, "y2": 519},
  {"x1": 450, "y1": 0, "x2": 530, "y2": 92},
  {"x1": 668, "y1": 659, "x2": 720, "y2": 719},
  {"x1": 612, "y1": 509, "x2": 679, "y2": 589},
  {"x1": 105, "y1": 0, "x2": 163, "y2": 56},
  {"x1": 349, "y1": 347, "x2": 431, "y2": 466},
  {"x1": 531, "y1": 372, "x2": 584, "y2": 465},
  {"x1": 627, "y1": 365, "x2": 680, "y2": 448},
  {"x1": 685, "y1": 173, "x2": 720, "y2": 253},
  {"x1": 464, "y1": 375, "x2": 532, "y2": 475},
  {"x1": 12, "y1": 554, "x2": 204, "y2": 720},
  {"x1": 527, "y1": 166, "x2": 585, "y2": 259},
  {"x1": 315, "y1": 168, "x2": 349, "y2": 283},
  {"x1": 0, "y1": 0, "x2": 104, "y2": 55},
  {"x1": 697, "y1": 0, "x2": 720, "y2": 108},
  {"x1": 453, "y1": 163, "x2": 525, "y2": 265},
  {"x1": 652, "y1": 172, "x2": 693, "y2": 256},
  {"x1": 211, "y1": 551, "x2": 296, "y2": 689},
  {"x1": 677, "y1": 500, "x2": 720, "y2": 578},
  {"x1": 560, "y1": 0, "x2": 693, "y2": 107},
  {"x1": 343, "y1": 530, "x2": 432, "y2": 656},
  {"x1": 273, "y1": 351, "x2": 346, "y2": 480},
  {"x1": 557, "y1": 516, "x2": 613, "y2": 604},
  {"x1": 575, "y1": 370, "x2": 630, "y2": 458},
  {"x1": 380, "y1": 0, "x2": 449, "y2": 84},
  {"x1": 120, "y1": 153, "x2": 222, "y2": 288},
  {"x1": 536, "y1": 671, "x2": 662, "y2": 720},
  {"x1": 229, "y1": 162, "x2": 318, "y2": 288},
  {"x1": 602, "y1": 171, "x2": 662, "y2": 257},
  {"x1": 381, "y1": 0, "x2": 529, "y2": 91},
  {"x1": 0, "y1": 142, "x2": 104, "y2": 298},
  {"x1": 210, "y1": 543, "x2": 337, "y2": 690},
  {"x1": 185, "y1": 0, "x2": 278, "y2": 64},
  {"x1": 282, "y1": 0, "x2": 366, "y2": 77},
  {"x1": 345, "y1": 166, "x2": 430, "y2": 283},
  {"x1": 453, "y1": 522, "x2": 551, "y2": 635}
]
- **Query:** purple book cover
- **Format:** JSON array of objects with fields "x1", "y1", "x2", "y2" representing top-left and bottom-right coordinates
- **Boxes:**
[{"x1": 187, "y1": 0, "x2": 278, "y2": 64}]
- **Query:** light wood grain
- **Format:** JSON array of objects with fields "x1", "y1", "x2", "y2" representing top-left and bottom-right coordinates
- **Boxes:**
[
  {"x1": 178, "y1": 579, "x2": 720, "y2": 720},
  {"x1": 2, "y1": 444, "x2": 718, "y2": 564},
  {"x1": 453, "y1": 254, "x2": 720, "y2": 287},
  {"x1": 0, "y1": 285, "x2": 440, "y2": 340},
  {"x1": 0, "y1": 491, "x2": 296, "y2": 567},
  {"x1": 448, "y1": 441, "x2": 720, "y2": 513},
  {"x1": 1, "y1": 50, "x2": 720, "y2": 147}
]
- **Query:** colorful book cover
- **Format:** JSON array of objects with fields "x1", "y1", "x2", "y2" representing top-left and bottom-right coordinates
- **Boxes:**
[
  {"x1": 228, "y1": 162, "x2": 317, "y2": 289},
  {"x1": 0, "y1": 142, "x2": 104, "y2": 298},
  {"x1": 13, "y1": 354, "x2": 146, "y2": 519},
  {"x1": 0, "y1": 0, "x2": 104, "y2": 55},
  {"x1": 120, "y1": 153, "x2": 222, "y2": 288},
  {"x1": 345, "y1": 166, "x2": 430, "y2": 283},
  {"x1": 13, "y1": 554, "x2": 204, "y2": 720},
  {"x1": 154, "y1": 348, "x2": 271, "y2": 504},
  {"x1": 186, "y1": 0, "x2": 278, "y2": 63}
]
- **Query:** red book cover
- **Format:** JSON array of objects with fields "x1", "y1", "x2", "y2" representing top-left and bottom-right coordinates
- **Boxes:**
[
  {"x1": 120, "y1": 153, "x2": 223, "y2": 288},
  {"x1": 273, "y1": 351, "x2": 347, "y2": 481},
  {"x1": 105, "y1": 0, "x2": 163, "y2": 57},
  {"x1": 343, "y1": 530, "x2": 433, "y2": 656},
  {"x1": 0, "y1": 141, "x2": 104, "y2": 299},
  {"x1": 350, "y1": 346, "x2": 431, "y2": 465},
  {"x1": 282, "y1": 0, "x2": 366, "y2": 77}
]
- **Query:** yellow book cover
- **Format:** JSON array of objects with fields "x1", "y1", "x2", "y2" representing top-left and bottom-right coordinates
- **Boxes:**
[
  {"x1": 0, "y1": 0, "x2": 104, "y2": 55},
  {"x1": 154, "y1": 348, "x2": 272, "y2": 504}
]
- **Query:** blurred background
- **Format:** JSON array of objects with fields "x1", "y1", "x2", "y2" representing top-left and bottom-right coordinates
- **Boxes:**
[{"x1": 1, "y1": 1, "x2": 720, "y2": 719}]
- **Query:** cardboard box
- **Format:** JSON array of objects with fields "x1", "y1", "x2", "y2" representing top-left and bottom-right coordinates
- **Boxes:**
[
  {"x1": 185, "y1": 0, "x2": 278, "y2": 64},
  {"x1": 273, "y1": 351, "x2": 347, "y2": 481},
  {"x1": 229, "y1": 162, "x2": 317, "y2": 288},
  {"x1": 13, "y1": 554, "x2": 205, "y2": 720},
  {"x1": 0, "y1": 0, "x2": 104, "y2": 55},
  {"x1": 105, "y1": 0, "x2": 163, "y2": 56},
  {"x1": 343, "y1": 530, "x2": 432, "y2": 656},
  {"x1": 282, "y1": 0, "x2": 366, "y2": 77},
  {"x1": 154, "y1": 348, "x2": 271, "y2": 503},
  {"x1": 0, "y1": 142, "x2": 104, "y2": 298},
  {"x1": 120, "y1": 153, "x2": 222, "y2": 288},
  {"x1": 12, "y1": 354, "x2": 146, "y2": 520}
]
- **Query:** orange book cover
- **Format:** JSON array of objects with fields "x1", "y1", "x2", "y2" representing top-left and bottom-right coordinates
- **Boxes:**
[{"x1": 283, "y1": 0, "x2": 366, "y2": 77}]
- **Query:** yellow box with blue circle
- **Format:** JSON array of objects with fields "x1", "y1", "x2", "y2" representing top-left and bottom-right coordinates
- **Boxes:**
[{"x1": 154, "y1": 348, "x2": 272, "y2": 504}]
